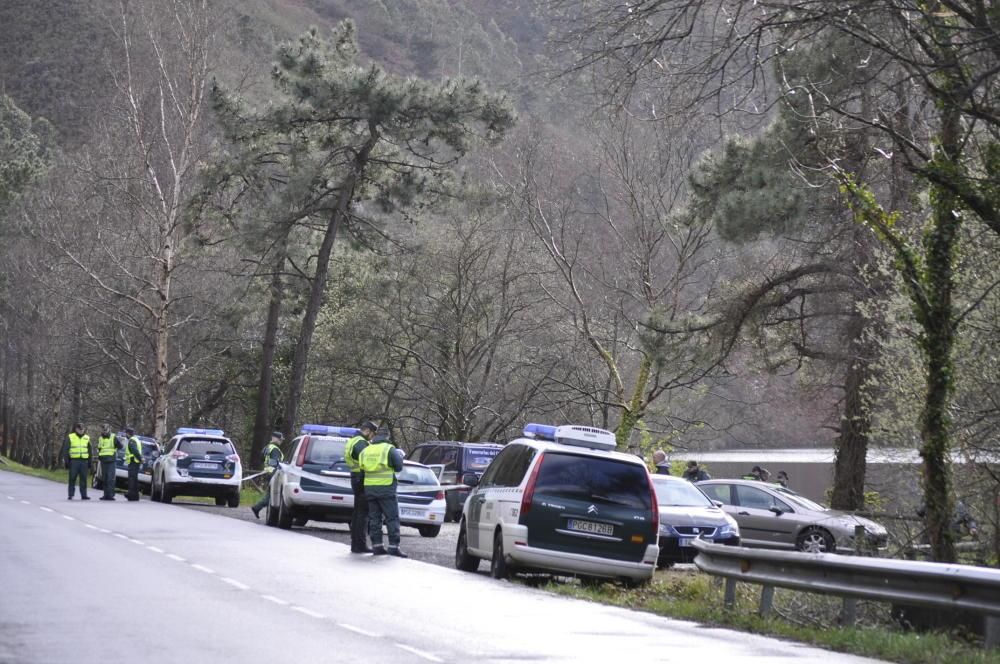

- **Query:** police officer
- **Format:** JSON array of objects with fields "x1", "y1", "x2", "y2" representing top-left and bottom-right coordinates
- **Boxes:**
[
  {"x1": 96, "y1": 424, "x2": 119, "y2": 500},
  {"x1": 251, "y1": 431, "x2": 284, "y2": 519},
  {"x1": 61, "y1": 422, "x2": 92, "y2": 500},
  {"x1": 123, "y1": 427, "x2": 142, "y2": 501},
  {"x1": 345, "y1": 421, "x2": 377, "y2": 553},
  {"x1": 359, "y1": 433, "x2": 407, "y2": 557}
]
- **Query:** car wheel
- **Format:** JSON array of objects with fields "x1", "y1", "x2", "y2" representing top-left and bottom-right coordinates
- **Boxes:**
[
  {"x1": 455, "y1": 520, "x2": 480, "y2": 572},
  {"x1": 215, "y1": 496, "x2": 226, "y2": 506},
  {"x1": 293, "y1": 517, "x2": 308, "y2": 527},
  {"x1": 150, "y1": 476, "x2": 161, "y2": 502},
  {"x1": 656, "y1": 558, "x2": 675, "y2": 570},
  {"x1": 418, "y1": 525, "x2": 441, "y2": 538},
  {"x1": 490, "y1": 529, "x2": 510, "y2": 580},
  {"x1": 162, "y1": 482, "x2": 173, "y2": 504},
  {"x1": 265, "y1": 497, "x2": 279, "y2": 527},
  {"x1": 92, "y1": 474, "x2": 101, "y2": 490},
  {"x1": 796, "y1": 527, "x2": 835, "y2": 554},
  {"x1": 277, "y1": 492, "x2": 293, "y2": 529},
  {"x1": 227, "y1": 490, "x2": 240, "y2": 508}
]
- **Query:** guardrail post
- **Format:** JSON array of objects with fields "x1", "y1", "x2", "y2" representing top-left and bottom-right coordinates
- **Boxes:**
[
  {"x1": 854, "y1": 525, "x2": 867, "y2": 556},
  {"x1": 986, "y1": 616, "x2": 999, "y2": 649},
  {"x1": 758, "y1": 585, "x2": 774, "y2": 617},
  {"x1": 724, "y1": 578, "x2": 737, "y2": 609},
  {"x1": 841, "y1": 598, "x2": 858, "y2": 626}
]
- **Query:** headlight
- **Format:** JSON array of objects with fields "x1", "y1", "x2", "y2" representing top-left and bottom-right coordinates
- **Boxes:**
[
  {"x1": 717, "y1": 523, "x2": 740, "y2": 538},
  {"x1": 659, "y1": 523, "x2": 679, "y2": 536}
]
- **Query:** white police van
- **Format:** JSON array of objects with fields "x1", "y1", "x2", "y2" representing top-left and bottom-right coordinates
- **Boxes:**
[
  {"x1": 455, "y1": 423, "x2": 659, "y2": 585},
  {"x1": 151, "y1": 428, "x2": 242, "y2": 507}
]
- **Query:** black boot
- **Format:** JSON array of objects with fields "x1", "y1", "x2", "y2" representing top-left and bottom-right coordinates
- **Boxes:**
[{"x1": 388, "y1": 546, "x2": 409, "y2": 559}]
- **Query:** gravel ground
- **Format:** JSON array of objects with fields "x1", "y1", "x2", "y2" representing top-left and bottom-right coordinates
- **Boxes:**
[{"x1": 179, "y1": 499, "x2": 462, "y2": 567}]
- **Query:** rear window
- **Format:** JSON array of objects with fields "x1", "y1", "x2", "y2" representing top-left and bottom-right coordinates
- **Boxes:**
[
  {"x1": 534, "y1": 453, "x2": 652, "y2": 510},
  {"x1": 141, "y1": 443, "x2": 158, "y2": 456},
  {"x1": 653, "y1": 478, "x2": 713, "y2": 507},
  {"x1": 305, "y1": 437, "x2": 348, "y2": 465},
  {"x1": 463, "y1": 446, "x2": 500, "y2": 471},
  {"x1": 397, "y1": 465, "x2": 439, "y2": 486},
  {"x1": 178, "y1": 439, "x2": 234, "y2": 455}
]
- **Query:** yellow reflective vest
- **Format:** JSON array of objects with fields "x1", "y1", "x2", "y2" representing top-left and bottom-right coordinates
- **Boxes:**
[
  {"x1": 97, "y1": 435, "x2": 116, "y2": 459},
  {"x1": 344, "y1": 435, "x2": 366, "y2": 473},
  {"x1": 360, "y1": 442, "x2": 394, "y2": 487},
  {"x1": 68, "y1": 433, "x2": 90, "y2": 460},
  {"x1": 125, "y1": 436, "x2": 142, "y2": 465}
]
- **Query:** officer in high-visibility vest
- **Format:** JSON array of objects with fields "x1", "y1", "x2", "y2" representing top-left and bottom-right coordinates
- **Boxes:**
[
  {"x1": 345, "y1": 421, "x2": 377, "y2": 553},
  {"x1": 123, "y1": 427, "x2": 143, "y2": 501},
  {"x1": 359, "y1": 433, "x2": 407, "y2": 557},
  {"x1": 96, "y1": 424, "x2": 119, "y2": 501},
  {"x1": 61, "y1": 422, "x2": 92, "y2": 500},
  {"x1": 251, "y1": 431, "x2": 284, "y2": 519}
]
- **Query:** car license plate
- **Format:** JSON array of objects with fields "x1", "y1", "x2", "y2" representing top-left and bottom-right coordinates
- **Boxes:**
[
  {"x1": 192, "y1": 462, "x2": 217, "y2": 470},
  {"x1": 401, "y1": 508, "x2": 423, "y2": 517},
  {"x1": 678, "y1": 537, "x2": 694, "y2": 547},
  {"x1": 567, "y1": 519, "x2": 614, "y2": 536}
]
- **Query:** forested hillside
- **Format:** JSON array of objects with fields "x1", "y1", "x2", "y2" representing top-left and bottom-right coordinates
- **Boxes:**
[{"x1": 1, "y1": 0, "x2": 998, "y2": 562}]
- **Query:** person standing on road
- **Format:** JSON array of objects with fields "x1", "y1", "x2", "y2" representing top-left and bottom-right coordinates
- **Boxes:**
[
  {"x1": 651, "y1": 450, "x2": 671, "y2": 475},
  {"x1": 251, "y1": 431, "x2": 284, "y2": 519},
  {"x1": 345, "y1": 421, "x2": 377, "y2": 553},
  {"x1": 360, "y1": 434, "x2": 407, "y2": 558},
  {"x1": 61, "y1": 422, "x2": 92, "y2": 500},
  {"x1": 124, "y1": 427, "x2": 142, "y2": 501},
  {"x1": 96, "y1": 424, "x2": 119, "y2": 501}
]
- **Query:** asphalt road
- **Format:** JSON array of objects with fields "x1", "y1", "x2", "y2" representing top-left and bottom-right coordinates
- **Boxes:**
[{"x1": 0, "y1": 471, "x2": 883, "y2": 664}]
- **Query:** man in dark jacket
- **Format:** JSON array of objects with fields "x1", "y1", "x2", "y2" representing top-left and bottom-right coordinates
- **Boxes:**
[
  {"x1": 251, "y1": 431, "x2": 284, "y2": 519},
  {"x1": 359, "y1": 434, "x2": 407, "y2": 557},
  {"x1": 123, "y1": 427, "x2": 143, "y2": 501},
  {"x1": 682, "y1": 460, "x2": 711, "y2": 482},
  {"x1": 61, "y1": 422, "x2": 92, "y2": 500},
  {"x1": 96, "y1": 424, "x2": 120, "y2": 500},
  {"x1": 652, "y1": 450, "x2": 671, "y2": 475},
  {"x1": 346, "y1": 421, "x2": 377, "y2": 553}
]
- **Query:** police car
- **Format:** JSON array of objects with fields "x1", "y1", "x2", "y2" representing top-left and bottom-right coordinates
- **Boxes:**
[
  {"x1": 268, "y1": 424, "x2": 447, "y2": 536},
  {"x1": 455, "y1": 424, "x2": 659, "y2": 585},
  {"x1": 150, "y1": 428, "x2": 242, "y2": 507}
]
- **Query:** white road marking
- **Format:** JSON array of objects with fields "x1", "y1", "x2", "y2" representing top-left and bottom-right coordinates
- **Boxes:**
[
  {"x1": 5, "y1": 496, "x2": 13, "y2": 500},
  {"x1": 221, "y1": 577, "x2": 249, "y2": 591},
  {"x1": 146, "y1": 545, "x2": 164, "y2": 554},
  {"x1": 20, "y1": 500, "x2": 30, "y2": 505},
  {"x1": 129, "y1": 539, "x2": 145, "y2": 545},
  {"x1": 260, "y1": 595, "x2": 289, "y2": 606},
  {"x1": 62, "y1": 515, "x2": 75, "y2": 521},
  {"x1": 85, "y1": 524, "x2": 98, "y2": 530},
  {"x1": 166, "y1": 554, "x2": 186, "y2": 562},
  {"x1": 39, "y1": 506, "x2": 53, "y2": 513},
  {"x1": 98, "y1": 528, "x2": 111, "y2": 534},
  {"x1": 113, "y1": 533, "x2": 128, "y2": 539},
  {"x1": 395, "y1": 644, "x2": 443, "y2": 662},
  {"x1": 291, "y1": 606, "x2": 325, "y2": 619},
  {"x1": 338, "y1": 623, "x2": 381, "y2": 637},
  {"x1": 191, "y1": 564, "x2": 215, "y2": 574}
]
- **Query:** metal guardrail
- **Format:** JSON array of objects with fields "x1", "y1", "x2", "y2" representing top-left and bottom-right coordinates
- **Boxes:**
[{"x1": 692, "y1": 539, "x2": 1000, "y2": 648}]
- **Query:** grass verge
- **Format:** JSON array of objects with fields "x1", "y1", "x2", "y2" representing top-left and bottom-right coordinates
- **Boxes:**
[{"x1": 543, "y1": 569, "x2": 1000, "y2": 664}]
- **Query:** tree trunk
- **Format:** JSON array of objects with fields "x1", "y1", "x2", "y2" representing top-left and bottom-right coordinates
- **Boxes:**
[
  {"x1": 252, "y1": 233, "x2": 289, "y2": 465},
  {"x1": 615, "y1": 354, "x2": 651, "y2": 449},
  {"x1": 281, "y1": 131, "x2": 378, "y2": 441},
  {"x1": 830, "y1": 312, "x2": 871, "y2": 510},
  {"x1": 153, "y1": 238, "x2": 173, "y2": 440},
  {"x1": 1, "y1": 345, "x2": 9, "y2": 458}
]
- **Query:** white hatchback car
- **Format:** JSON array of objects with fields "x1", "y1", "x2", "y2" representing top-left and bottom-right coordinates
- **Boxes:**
[{"x1": 151, "y1": 428, "x2": 242, "y2": 507}]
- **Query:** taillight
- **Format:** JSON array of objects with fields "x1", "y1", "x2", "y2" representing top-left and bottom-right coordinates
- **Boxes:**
[
  {"x1": 645, "y1": 470, "x2": 659, "y2": 537},
  {"x1": 435, "y1": 491, "x2": 445, "y2": 500},
  {"x1": 519, "y1": 453, "x2": 544, "y2": 518},
  {"x1": 226, "y1": 454, "x2": 240, "y2": 464},
  {"x1": 170, "y1": 450, "x2": 189, "y2": 460},
  {"x1": 296, "y1": 436, "x2": 311, "y2": 466}
]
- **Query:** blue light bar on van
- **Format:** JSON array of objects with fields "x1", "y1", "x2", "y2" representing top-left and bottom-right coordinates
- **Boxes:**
[
  {"x1": 176, "y1": 427, "x2": 225, "y2": 436},
  {"x1": 301, "y1": 424, "x2": 360, "y2": 437},
  {"x1": 523, "y1": 423, "x2": 557, "y2": 441}
]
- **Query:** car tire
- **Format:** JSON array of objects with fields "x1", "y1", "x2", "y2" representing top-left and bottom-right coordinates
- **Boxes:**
[
  {"x1": 490, "y1": 529, "x2": 510, "y2": 580},
  {"x1": 796, "y1": 527, "x2": 835, "y2": 554},
  {"x1": 455, "y1": 520, "x2": 480, "y2": 572},
  {"x1": 621, "y1": 576, "x2": 651, "y2": 589},
  {"x1": 150, "y1": 477, "x2": 161, "y2": 502},
  {"x1": 418, "y1": 525, "x2": 441, "y2": 538},
  {"x1": 656, "y1": 559, "x2": 675, "y2": 570},
  {"x1": 292, "y1": 516, "x2": 308, "y2": 527},
  {"x1": 227, "y1": 490, "x2": 240, "y2": 508},
  {"x1": 162, "y1": 482, "x2": 174, "y2": 504},
  {"x1": 265, "y1": 497, "x2": 279, "y2": 527},
  {"x1": 215, "y1": 496, "x2": 226, "y2": 506},
  {"x1": 277, "y1": 492, "x2": 293, "y2": 529}
]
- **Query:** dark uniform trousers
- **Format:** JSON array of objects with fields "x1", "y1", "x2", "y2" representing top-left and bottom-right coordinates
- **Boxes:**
[
  {"x1": 99, "y1": 458, "x2": 116, "y2": 498},
  {"x1": 367, "y1": 489, "x2": 400, "y2": 548},
  {"x1": 350, "y1": 473, "x2": 370, "y2": 551},
  {"x1": 127, "y1": 462, "x2": 140, "y2": 501},
  {"x1": 68, "y1": 459, "x2": 89, "y2": 499}
]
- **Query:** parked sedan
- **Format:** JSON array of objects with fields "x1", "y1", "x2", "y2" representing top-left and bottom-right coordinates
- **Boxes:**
[
  {"x1": 651, "y1": 475, "x2": 739, "y2": 568},
  {"x1": 696, "y1": 479, "x2": 888, "y2": 554}
]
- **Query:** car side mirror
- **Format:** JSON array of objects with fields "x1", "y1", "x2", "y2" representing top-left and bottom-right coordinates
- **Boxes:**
[
  {"x1": 713, "y1": 500, "x2": 724, "y2": 508},
  {"x1": 461, "y1": 472, "x2": 479, "y2": 487},
  {"x1": 769, "y1": 506, "x2": 784, "y2": 515}
]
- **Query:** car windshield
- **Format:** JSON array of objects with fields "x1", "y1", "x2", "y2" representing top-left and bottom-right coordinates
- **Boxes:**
[
  {"x1": 463, "y1": 446, "x2": 500, "y2": 471},
  {"x1": 397, "y1": 465, "x2": 439, "y2": 485},
  {"x1": 178, "y1": 439, "x2": 234, "y2": 455},
  {"x1": 653, "y1": 479, "x2": 713, "y2": 507},
  {"x1": 140, "y1": 443, "x2": 158, "y2": 456},
  {"x1": 773, "y1": 487, "x2": 827, "y2": 512},
  {"x1": 534, "y1": 453, "x2": 652, "y2": 510},
  {"x1": 306, "y1": 438, "x2": 348, "y2": 465}
]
